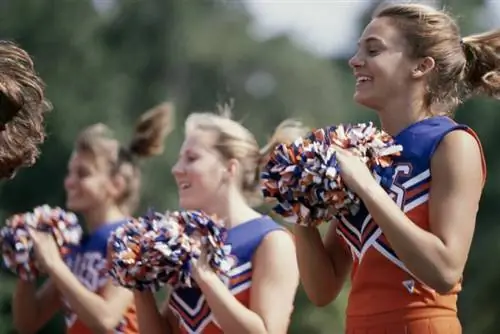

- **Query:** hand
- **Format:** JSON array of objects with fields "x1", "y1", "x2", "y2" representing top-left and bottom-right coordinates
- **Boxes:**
[
  {"x1": 334, "y1": 146, "x2": 379, "y2": 196},
  {"x1": 190, "y1": 241, "x2": 216, "y2": 284},
  {"x1": 28, "y1": 228, "x2": 64, "y2": 273}
]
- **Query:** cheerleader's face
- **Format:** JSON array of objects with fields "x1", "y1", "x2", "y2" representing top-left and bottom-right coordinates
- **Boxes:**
[
  {"x1": 349, "y1": 17, "x2": 422, "y2": 111},
  {"x1": 64, "y1": 151, "x2": 116, "y2": 214},
  {"x1": 172, "y1": 130, "x2": 229, "y2": 213}
]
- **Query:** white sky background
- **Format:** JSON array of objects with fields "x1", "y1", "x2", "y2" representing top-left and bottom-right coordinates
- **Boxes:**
[
  {"x1": 91, "y1": 0, "x2": 500, "y2": 58},
  {"x1": 244, "y1": 0, "x2": 371, "y2": 57},
  {"x1": 243, "y1": 0, "x2": 500, "y2": 58}
]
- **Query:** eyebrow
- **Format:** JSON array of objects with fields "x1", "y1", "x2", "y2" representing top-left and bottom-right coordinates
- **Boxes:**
[{"x1": 357, "y1": 36, "x2": 383, "y2": 46}]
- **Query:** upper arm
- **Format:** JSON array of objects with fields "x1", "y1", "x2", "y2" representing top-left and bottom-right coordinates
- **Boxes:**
[
  {"x1": 429, "y1": 130, "x2": 484, "y2": 271},
  {"x1": 323, "y1": 221, "x2": 353, "y2": 287},
  {"x1": 250, "y1": 230, "x2": 299, "y2": 334}
]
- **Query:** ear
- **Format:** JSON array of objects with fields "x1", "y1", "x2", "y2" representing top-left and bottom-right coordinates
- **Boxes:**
[
  {"x1": 108, "y1": 174, "x2": 127, "y2": 199},
  {"x1": 224, "y1": 158, "x2": 240, "y2": 181},
  {"x1": 411, "y1": 56, "x2": 435, "y2": 79}
]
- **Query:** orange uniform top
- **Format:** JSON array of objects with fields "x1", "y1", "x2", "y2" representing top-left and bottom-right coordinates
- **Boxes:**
[
  {"x1": 336, "y1": 117, "x2": 486, "y2": 327},
  {"x1": 169, "y1": 216, "x2": 283, "y2": 334},
  {"x1": 63, "y1": 221, "x2": 138, "y2": 334}
]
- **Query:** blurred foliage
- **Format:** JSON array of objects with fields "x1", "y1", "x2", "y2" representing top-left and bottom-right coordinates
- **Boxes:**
[{"x1": 0, "y1": 0, "x2": 498, "y2": 333}]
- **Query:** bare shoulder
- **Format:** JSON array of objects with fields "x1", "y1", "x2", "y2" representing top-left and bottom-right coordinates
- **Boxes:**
[{"x1": 256, "y1": 229, "x2": 296, "y2": 262}]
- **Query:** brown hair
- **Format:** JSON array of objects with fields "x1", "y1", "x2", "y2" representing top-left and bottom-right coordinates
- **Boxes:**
[
  {"x1": 374, "y1": 3, "x2": 500, "y2": 114},
  {"x1": 185, "y1": 104, "x2": 308, "y2": 206},
  {"x1": 75, "y1": 102, "x2": 174, "y2": 213},
  {"x1": 0, "y1": 41, "x2": 52, "y2": 179}
]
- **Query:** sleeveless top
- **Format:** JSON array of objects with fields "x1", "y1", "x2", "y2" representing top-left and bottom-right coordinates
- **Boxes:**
[
  {"x1": 336, "y1": 117, "x2": 486, "y2": 324},
  {"x1": 63, "y1": 221, "x2": 138, "y2": 334},
  {"x1": 169, "y1": 216, "x2": 283, "y2": 334}
]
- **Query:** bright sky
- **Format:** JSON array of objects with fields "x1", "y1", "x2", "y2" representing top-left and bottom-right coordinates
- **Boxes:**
[
  {"x1": 244, "y1": 0, "x2": 371, "y2": 57},
  {"x1": 243, "y1": 0, "x2": 500, "y2": 58},
  {"x1": 91, "y1": 0, "x2": 500, "y2": 58}
]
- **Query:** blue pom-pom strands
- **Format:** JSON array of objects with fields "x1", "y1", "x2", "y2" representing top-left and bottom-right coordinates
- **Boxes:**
[
  {"x1": 0, "y1": 205, "x2": 82, "y2": 281},
  {"x1": 108, "y1": 210, "x2": 231, "y2": 291},
  {"x1": 261, "y1": 122, "x2": 403, "y2": 227}
]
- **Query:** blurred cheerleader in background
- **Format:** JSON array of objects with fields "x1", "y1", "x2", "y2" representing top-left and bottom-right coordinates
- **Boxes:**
[
  {"x1": 12, "y1": 102, "x2": 173, "y2": 334},
  {"x1": 133, "y1": 106, "x2": 305, "y2": 334},
  {"x1": 294, "y1": 3, "x2": 497, "y2": 333},
  {"x1": 0, "y1": 41, "x2": 52, "y2": 179}
]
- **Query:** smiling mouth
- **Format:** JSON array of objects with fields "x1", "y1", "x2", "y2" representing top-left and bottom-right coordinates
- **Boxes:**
[
  {"x1": 356, "y1": 76, "x2": 372, "y2": 85},
  {"x1": 179, "y1": 182, "x2": 191, "y2": 190}
]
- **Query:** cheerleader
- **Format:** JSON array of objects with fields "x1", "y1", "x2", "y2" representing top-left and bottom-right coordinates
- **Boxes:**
[
  {"x1": 134, "y1": 108, "x2": 305, "y2": 334},
  {"x1": 295, "y1": 4, "x2": 496, "y2": 333},
  {"x1": 12, "y1": 103, "x2": 173, "y2": 334}
]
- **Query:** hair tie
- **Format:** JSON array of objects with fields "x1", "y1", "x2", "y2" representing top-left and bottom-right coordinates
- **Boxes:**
[{"x1": 117, "y1": 147, "x2": 138, "y2": 167}]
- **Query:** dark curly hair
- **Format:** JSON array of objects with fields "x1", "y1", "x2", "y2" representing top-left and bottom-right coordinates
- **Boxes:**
[{"x1": 0, "y1": 41, "x2": 52, "y2": 179}]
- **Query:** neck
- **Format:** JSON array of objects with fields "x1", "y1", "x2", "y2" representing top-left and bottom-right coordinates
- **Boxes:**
[
  {"x1": 82, "y1": 205, "x2": 127, "y2": 233},
  {"x1": 378, "y1": 87, "x2": 432, "y2": 136},
  {"x1": 205, "y1": 188, "x2": 261, "y2": 229},
  {"x1": 377, "y1": 93, "x2": 431, "y2": 136}
]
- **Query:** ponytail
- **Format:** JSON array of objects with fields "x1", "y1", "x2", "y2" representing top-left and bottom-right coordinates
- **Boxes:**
[
  {"x1": 128, "y1": 102, "x2": 175, "y2": 158},
  {"x1": 243, "y1": 119, "x2": 309, "y2": 207},
  {"x1": 462, "y1": 29, "x2": 500, "y2": 99}
]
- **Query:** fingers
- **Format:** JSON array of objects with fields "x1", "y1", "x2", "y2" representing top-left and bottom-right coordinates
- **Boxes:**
[
  {"x1": 26, "y1": 226, "x2": 39, "y2": 242},
  {"x1": 332, "y1": 145, "x2": 351, "y2": 156}
]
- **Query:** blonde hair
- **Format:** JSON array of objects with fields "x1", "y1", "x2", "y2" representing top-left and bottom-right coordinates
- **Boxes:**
[
  {"x1": 185, "y1": 104, "x2": 308, "y2": 206},
  {"x1": 75, "y1": 102, "x2": 174, "y2": 213},
  {"x1": 374, "y1": 3, "x2": 500, "y2": 113}
]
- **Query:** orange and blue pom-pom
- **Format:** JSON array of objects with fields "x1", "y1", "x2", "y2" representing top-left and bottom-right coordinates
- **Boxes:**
[
  {"x1": 107, "y1": 210, "x2": 231, "y2": 291},
  {"x1": 261, "y1": 122, "x2": 403, "y2": 227},
  {"x1": 0, "y1": 205, "x2": 82, "y2": 281}
]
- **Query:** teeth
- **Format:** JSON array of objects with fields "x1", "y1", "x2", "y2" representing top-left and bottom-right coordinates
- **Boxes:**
[
  {"x1": 356, "y1": 76, "x2": 371, "y2": 83},
  {"x1": 180, "y1": 182, "x2": 191, "y2": 189}
]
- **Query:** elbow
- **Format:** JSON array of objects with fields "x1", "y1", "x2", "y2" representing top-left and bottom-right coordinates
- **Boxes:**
[
  {"x1": 90, "y1": 316, "x2": 121, "y2": 334},
  {"x1": 303, "y1": 281, "x2": 342, "y2": 307},
  {"x1": 14, "y1": 325, "x2": 35, "y2": 334},
  {"x1": 13, "y1": 314, "x2": 37, "y2": 334},
  {"x1": 311, "y1": 298, "x2": 333, "y2": 308},
  {"x1": 427, "y1": 269, "x2": 462, "y2": 294},
  {"x1": 14, "y1": 321, "x2": 36, "y2": 334},
  {"x1": 306, "y1": 290, "x2": 336, "y2": 307}
]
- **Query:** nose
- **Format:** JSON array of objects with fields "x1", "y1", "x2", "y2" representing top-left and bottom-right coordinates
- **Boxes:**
[
  {"x1": 349, "y1": 52, "x2": 364, "y2": 69},
  {"x1": 64, "y1": 174, "x2": 76, "y2": 191},
  {"x1": 171, "y1": 160, "x2": 184, "y2": 178}
]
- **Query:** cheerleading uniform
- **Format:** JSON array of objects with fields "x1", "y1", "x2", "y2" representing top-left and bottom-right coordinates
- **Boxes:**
[
  {"x1": 63, "y1": 220, "x2": 138, "y2": 334},
  {"x1": 168, "y1": 216, "x2": 284, "y2": 334},
  {"x1": 336, "y1": 117, "x2": 486, "y2": 333}
]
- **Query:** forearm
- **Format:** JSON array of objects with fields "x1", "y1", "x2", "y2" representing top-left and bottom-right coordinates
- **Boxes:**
[
  {"x1": 12, "y1": 281, "x2": 41, "y2": 332},
  {"x1": 197, "y1": 272, "x2": 267, "y2": 334},
  {"x1": 134, "y1": 291, "x2": 171, "y2": 334},
  {"x1": 293, "y1": 226, "x2": 342, "y2": 305},
  {"x1": 47, "y1": 261, "x2": 114, "y2": 332},
  {"x1": 360, "y1": 182, "x2": 456, "y2": 291}
]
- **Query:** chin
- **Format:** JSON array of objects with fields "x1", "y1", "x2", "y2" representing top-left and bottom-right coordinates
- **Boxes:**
[
  {"x1": 353, "y1": 93, "x2": 380, "y2": 111},
  {"x1": 178, "y1": 197, "x2": 198, "y2": 211},
  {"x1": 66, "y1": 200, "x2": 86, "y2": 213}
]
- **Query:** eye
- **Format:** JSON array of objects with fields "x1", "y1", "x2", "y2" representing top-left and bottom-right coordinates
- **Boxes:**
[
  {"x1": 367, "y1": 48, "x2": 380, "y2": 56},
  {"x1": 76, "y1": 168, "x2": 91, "y2": 179},
  {"x1": 186, "y1": 155, "x2": 198, "y2": 163}
]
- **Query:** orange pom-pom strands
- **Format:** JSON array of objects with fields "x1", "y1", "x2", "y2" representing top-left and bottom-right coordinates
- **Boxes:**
[
  {"x1": 108, "y1": 210, "x2": 231, "y2": 291},
  {"x1": 261, "y1": 122, "x2": 403, "y2": 227},
  {"x1": 0, "y1": 205, "x2": 82, "y2": 281}
]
